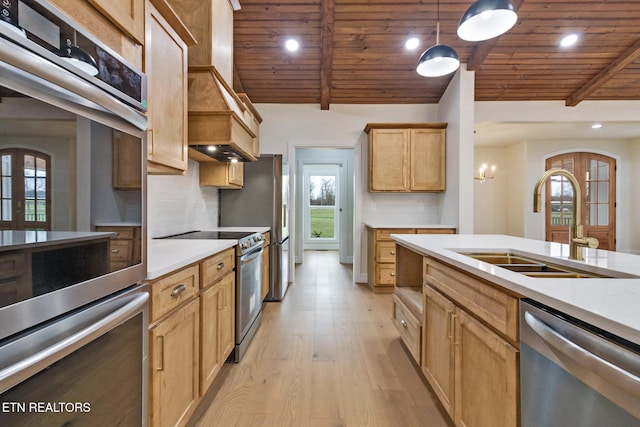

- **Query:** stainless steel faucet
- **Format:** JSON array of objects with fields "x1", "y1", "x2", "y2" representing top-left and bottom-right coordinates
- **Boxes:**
[{"x1": 533, "y1": 168, "x2": 599, "y2": 260}]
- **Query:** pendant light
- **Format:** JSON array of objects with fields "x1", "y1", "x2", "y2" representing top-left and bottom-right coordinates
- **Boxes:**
[
  {"x1": 457, "y1": 0, "x2": 518, "y2": 42},
  {"x1": 416, "y1": 1, "x2": 460, "y2": 78},
  {"x1": 60, "y1": 30, "x2": 99, "y2": 76}
]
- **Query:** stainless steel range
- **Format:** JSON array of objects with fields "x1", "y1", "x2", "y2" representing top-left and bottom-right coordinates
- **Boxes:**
[{"x1": 160, "y1": 230, "x2": 264, "y2": 362}]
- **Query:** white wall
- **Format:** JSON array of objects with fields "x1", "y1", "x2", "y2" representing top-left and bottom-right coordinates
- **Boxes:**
[
  {"x1": 147, "y1": 160, "x2": 219, "y2": 238},
  {"x1": 474, "y1": 139, "x2": 638, "y2": 253},
  {"x1": 438, "y1": 65, "x2": 476, "y2": 233},
  {"x1": 255, "y1": 103, "x2": 443, "y2": 282}
]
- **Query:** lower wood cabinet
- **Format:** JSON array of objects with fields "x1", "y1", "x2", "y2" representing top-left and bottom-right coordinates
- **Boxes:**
[
  {"x1": 422, "y1": 256, "x2": 520, "y2": 427},
  {"x1": 148, "y1": 247, "x2": 236, "y2": 427},
  {"x1": 200, "y1": 272, "x2": 234, "y2": 394},
  {"x1": 149, "y1": 297, "x2": 199, "y2": 427}
]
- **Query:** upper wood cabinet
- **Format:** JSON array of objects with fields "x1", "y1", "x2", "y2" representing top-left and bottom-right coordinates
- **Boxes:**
[
  {"x1": 365, "y1": 123, "x2": 446, "y2": 192},
  {"x1": 199, "y1": 160, "x2": 244, "y2": 188},
  {"x1": 86, "y1": 0, "x2": 145, "y2": 43},
  {"x1": 145, "y1": 0, "x2": 196, "y2": 175}
]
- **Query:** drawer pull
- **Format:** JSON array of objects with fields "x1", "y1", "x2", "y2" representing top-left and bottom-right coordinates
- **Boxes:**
[
  {"x1": 171, "y1": 284, "x2": 187, "y2": 297},
  {"x1": 217, "y1": 262, "x2": 225, "y2": 270},
  {"x1": 390, "y1": 251, "x2": 396, "y2": 255},
  {"x1": 111, "y1": 249, "x2": 120, "y2": 253},
  {"x1": 390, "y1": 272, "x2": 395, "y2": 277},
  {"x1": 400, "y1": 319, "x2": 408, "y2": 328}
]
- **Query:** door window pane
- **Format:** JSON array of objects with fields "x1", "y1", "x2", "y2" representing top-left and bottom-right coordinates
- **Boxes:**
[{"x1": 309, "y1": 175, "x2": 336, "y2": 239}]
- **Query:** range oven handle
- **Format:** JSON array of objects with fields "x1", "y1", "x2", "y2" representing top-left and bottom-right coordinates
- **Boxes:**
[
  {"x1": 0, "y1": 292, "x2": 148, "y2": 394},
  {"x1": 239, "y1": 246, "x2": 264, "y2": 264},
  {"x1": 524, "y1": 311, "x2": 640, "y2": 397}
]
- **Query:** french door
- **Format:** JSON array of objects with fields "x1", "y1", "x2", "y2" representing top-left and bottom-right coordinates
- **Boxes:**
[
  {"x1": 545, "y1": 152, "x2": 616, "y2": 250},
  {"x1": 0, "y1": 149, "x2": 51, "y2": 231}
]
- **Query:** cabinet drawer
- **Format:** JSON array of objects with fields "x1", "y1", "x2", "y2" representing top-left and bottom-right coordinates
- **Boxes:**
[
  {"x1": 393, "y1": 295, "x2": 421, "y2": 362},
  {"x1": 375, "y1": 263, "x2": 396, "y2": 286},
  {"x1": 423, "y1": 257, "x2": 520, "y2": 344},
  {"x1": 200, "y1": 248, "x2": 234, "y2": 289},
  {"x1": 375, "y1": 228, "x2": 416, "y2": 241},
  {"x1": 96, "y1": 226, "x2": 134, "y2": 240},
  {"x1": 109, "y1": 240, "x2": 133, "y2": 261},
  {"x1": 150, "y1": 265, "x2": 199, "y2": 322},
  {"x1": 416, "y1": 228, "x2": 455, "y2": 234},
  {"x1": 376, "y1": 241, "x2": 397, "y2": 263},
  {"x1": 0, "y1": 252, "x2": 26, "y2": 280}
]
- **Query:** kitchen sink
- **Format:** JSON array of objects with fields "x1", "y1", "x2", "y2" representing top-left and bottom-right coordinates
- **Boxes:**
[{"x1": 457, "y1": 251, "x2": 637, "y2": 279}]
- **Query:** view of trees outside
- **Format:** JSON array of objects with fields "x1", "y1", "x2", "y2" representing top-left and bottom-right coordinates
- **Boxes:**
[{"x1": 309, "y1": 175, "x2": 336, "y2": 238}]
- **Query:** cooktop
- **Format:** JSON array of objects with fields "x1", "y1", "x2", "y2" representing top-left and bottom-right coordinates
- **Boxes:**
[{"x1": 157, "y1": 230, "x2": 256, "y2": 240}]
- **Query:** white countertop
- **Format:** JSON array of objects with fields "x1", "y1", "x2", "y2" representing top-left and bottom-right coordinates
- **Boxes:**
[
  {"x1": 391, "y1": 233, "x2": 640, "y2": 345},
  {"x1": 364, "y1": 222, "x2": 456, "y2": 229},
  {"x1": 146, "y1": 227, "x2": 270, "y2": 280},
  {"x1": 0, "y1": 230, "x2": 114, "y2": 251}
]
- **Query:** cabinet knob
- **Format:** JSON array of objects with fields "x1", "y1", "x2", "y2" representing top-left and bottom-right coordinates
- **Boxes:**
[
  {"x1": 390, "y1": 251, "x2": 396, "y2": 255},
  {"x1": 400, "y1": 320, "x2": 407, "y2": 328},
  {"x1": 390, "y1": 272, "x2": 395, "y2": 277},
  {"x1": 171, "y1": 284, "x2": 187, "y2": 297},
  {"x1": 217, "y1": 262, "x2": 225, "y2": 270}
]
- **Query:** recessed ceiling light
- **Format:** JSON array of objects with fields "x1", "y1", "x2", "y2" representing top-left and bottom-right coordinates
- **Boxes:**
[
  {"x1": 559, "y1": 33, "x2": 579, "y2": 48},
  {"x1": 207, "y1": 145, "x2": 217, "y2": 152},
  {"x1": 591, "y1": 123, "x2": 603, "y2": 129},
  {"x1": 405, "y1": 37, "x2": 420, "y2": 50},
  {"x1": 285, "y1": 39, "x2": 300, "y2": 51}
]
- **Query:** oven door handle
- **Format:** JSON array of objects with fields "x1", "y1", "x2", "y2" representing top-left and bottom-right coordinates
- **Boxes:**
[
  {"x1": 0, "y1": 292, "x2": 148, "y2": 394},
  {"x1": 524, "y1": 311, "x2": 640, "y2": 397},
  {"x1": 240, "y1": 246, "x2": 264, "y2": 264}
]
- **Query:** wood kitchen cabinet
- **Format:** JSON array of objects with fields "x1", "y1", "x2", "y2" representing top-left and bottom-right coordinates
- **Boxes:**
[
  {"x1": 365, "y1": 123, "x2": 446, "y2": 192},
  {"x1": 86, "y1": 0, "x2": 145, "y2": 43},
  {"x1": 366, "y1": 227, "x2": 455, "y2": 292},
  {"x1": 199, "y1": 248, "x2": 235, "y2": 394},
  {"x1": 422, "y1": 256, "x2": 520, "y2": 427},
  {"x1": 199, "y1": 160, "x2": 244, "y2": 188},
  {"x1": 96, "y1": 225, "x2": 141, "y2": 271},
  {"x1": 148, "y1": 265, "x2": 199, "y2": 427},
  {"x1": 145, "y1": 0, "x2": 196, "y2": 175},
  {"x1": 149, "y1": 297, "x2": 200, "y2": 427}
]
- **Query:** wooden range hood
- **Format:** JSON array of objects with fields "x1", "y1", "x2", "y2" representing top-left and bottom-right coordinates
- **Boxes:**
[{"x1": 187, "y1": 66, "x2": 259, "y2": 162}]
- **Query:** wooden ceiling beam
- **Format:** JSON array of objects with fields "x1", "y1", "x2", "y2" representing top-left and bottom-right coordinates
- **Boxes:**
[
  {"x1": 320, "y1": 0, "x2": 335, "y2": 110},
  {"x1": 566, "y1": 38, "x2": 640, "y2": 106},
  {"x1": 466, "y1": 0, "x2": 527, "y2": 71}
]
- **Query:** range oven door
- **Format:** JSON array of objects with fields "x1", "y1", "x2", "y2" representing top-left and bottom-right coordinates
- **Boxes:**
[
  {"x1": 0, "y1": 284, "x2": 149, "y2": 426},
  {"x1": 520, "y1": 299, "x2": 640, "y2": 427}
]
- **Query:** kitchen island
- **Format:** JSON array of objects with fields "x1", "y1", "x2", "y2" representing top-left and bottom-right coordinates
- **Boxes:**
[
  {"x1": 391, "y1": 233, "x2": 640, "y2": 427},
  {"x1": 392, "y1": 233, "x2": 640, "y2": 345}
]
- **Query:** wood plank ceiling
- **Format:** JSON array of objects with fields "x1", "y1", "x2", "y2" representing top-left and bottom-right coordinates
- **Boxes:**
[{"x1": 232, "y1": 0, "x2": 640, "y2": 109}]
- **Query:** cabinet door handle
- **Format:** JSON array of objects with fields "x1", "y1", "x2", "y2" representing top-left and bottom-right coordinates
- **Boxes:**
[
  {"x1": 171, "y1": 284, "x2": 187, "y2": 297},
  {"x1": 400, "y1": 319, "x2": 408, "y2": 328},
  {"x1": 390, "y1": 272, "x2": 395, "y2": 277},
  {"x1": 446, "y1": 309, "x2": 453, "y2": 339},
  {"x1": 452, "y1": 313, "x2": 460, "y2": 346},
  {"x1": 111, "y1": 249, "x2": 120, "y2": 253},
  {"x1": 217, "y1": 262, "x2": 225, "y2": 270},
  {"x1": 156, "y1": 335, "x2": 164, "y2": 372}
]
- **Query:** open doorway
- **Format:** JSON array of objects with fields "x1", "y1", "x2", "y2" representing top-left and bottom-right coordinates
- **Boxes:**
[{"x1": 295, "y1": 148, "x2": 355, "y2": 265}]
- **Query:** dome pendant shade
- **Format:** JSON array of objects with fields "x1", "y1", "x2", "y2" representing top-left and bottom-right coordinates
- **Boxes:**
[
  {"x1": 457, "y1": 0, "x2": 518, "y2": 42},
  {"x1": 416, "y1": 44, "x2": 460, "y2": 77}
]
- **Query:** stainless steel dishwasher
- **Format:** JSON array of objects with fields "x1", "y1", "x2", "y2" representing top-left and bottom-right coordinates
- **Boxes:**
[{"x1": 520, "y1": 300, "x2": 640, "y2": 427}]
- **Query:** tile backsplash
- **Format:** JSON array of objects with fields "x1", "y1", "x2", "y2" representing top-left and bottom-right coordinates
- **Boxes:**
[{"x1": 147, "y1": 160, "x2": 218, "y2": 238}]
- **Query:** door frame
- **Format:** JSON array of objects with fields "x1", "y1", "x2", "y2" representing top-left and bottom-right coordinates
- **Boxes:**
[{"x1": 288, "y1": 141, "x2": 359, "y2": 282}]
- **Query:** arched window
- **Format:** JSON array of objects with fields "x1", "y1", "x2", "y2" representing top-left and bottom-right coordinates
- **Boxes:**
[
  {"x1": 545, "y1": 152, "x2": 616, "y2": 250},
  {"x1": 0, "y1": 149, "x2": 51, "y2": 231}
]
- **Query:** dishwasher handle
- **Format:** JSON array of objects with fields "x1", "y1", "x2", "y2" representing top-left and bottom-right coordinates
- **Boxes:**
[
  {"x1": 0, "y1": 292, "x2": 149, "y2": 394},
  {"x1": 524, "y1": 311, "x2": 640, "y2": 397}
]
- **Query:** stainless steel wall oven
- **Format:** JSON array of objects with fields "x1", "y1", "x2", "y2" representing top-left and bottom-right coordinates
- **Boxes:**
[{"x1": 0, "y1": 0, "x2": 148, "y2": 424}]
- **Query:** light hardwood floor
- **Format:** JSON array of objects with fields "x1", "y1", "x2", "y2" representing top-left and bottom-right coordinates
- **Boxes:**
[{"x1": 189, "y1": 250, "x2": 452, "y2": 427}]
